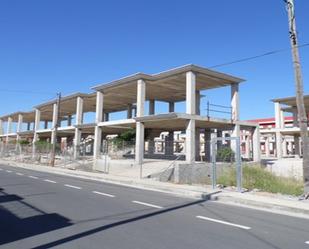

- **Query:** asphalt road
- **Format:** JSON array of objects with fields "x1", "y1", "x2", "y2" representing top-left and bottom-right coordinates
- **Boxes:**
[{"x1": 0, "y1": 164, "x2": 308, "y2": 249}]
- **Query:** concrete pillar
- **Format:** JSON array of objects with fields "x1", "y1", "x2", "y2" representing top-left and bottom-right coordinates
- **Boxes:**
[
  {"x1": 32, "y1": 109, "x2": 41, "y2": 156},
  {"x1": 6, "y1": 117, "x2": 12, "y2": 135},
  {"x1": 168, "y1": 102, "x2": 175, "y2": 113},
  {"x1": 74, "y1": 96, "x2": 84, "y2": 159},
  {"x1": 185, "y1": 71, "x2": 196, "y2": 164},
  {"x1": 94, "y1": 91, "x2": 104, "y2": 159},
  {"x1": 17, "y1": 114, "x2": 23, "y2": 133},
  {"x1": 282, "y1": 136, "x2": 287, "y2": 157},
  {"x1": 280, "y1": 110, "x2": 285, "y2": 129},
  {"x1": 195, "y1": 128, "x2": 201, "y2": 160},
  {"x1": 127, "y1": 104, "x2": 133, "y2": 119},
  {"x1": 245, "y1": 135, "x2": 250, "y2": 159},
  {"x1": 288, "y1": 141, "x2": 293, "y2": 155},
  {"x1": 27, "y1": 122, "x2": 31, "y2": 131},
  {"x1": 44, "y1": 121, "x2": 48, "y2": 129},
  {"x1": 165, "y1": 131, "x2": 174, "y2": 155},
  {"x1": 0, "y1": 119, "x2": 3, "y2": 135},
  {"x1": 186, "y1": 119, "x2": 195, "y2": 163},
  {"x1": 274, "y1": 102, "x2": 282, "y2": 129},
  {"x1": 294, "y1": 135, "x2": 300, "y2": 157},
  {"x1": 231, "y1": 83, "x2": 240, "y2": 153},
  {"x1": 135, "y1": 79, "x2": 145, "y2": 165},
  {"x1": 149, "y1": 100, "x2": 155, "y2": 115},
  {"x1": 265, "y1": 136, "x2": 270, "y2": 157},
  {"x1": 67, "y1": 115, "x2": 72, "y2": 126},
  {"x1": 195, "y1": 90, "x2": 200, "y2": 115},
  {"x1": 103, "y1": 112, "x2": 109, "y2": 122},
  {"x1": 204, "y1": 128, "x2": 211, "y2": 162},
  {"x1": 51, "y1": 103, "x2": 58, "y2": 145},
  {"x1": 253, "y1": 126, "x2": 261, "y2": 162},
  {"x1": 148, "y1": 135, "x2": 155, "y2": 155},
  {"x1": 276, "y1": 131, "x2": 282, "y2": 158}
]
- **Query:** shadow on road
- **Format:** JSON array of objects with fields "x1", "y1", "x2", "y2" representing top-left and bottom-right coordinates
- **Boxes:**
[
  {"x1": 32, "y1": 198, "x2": 207, "y2": 249},
  {"x1": 0, "y1": 188, "x2": 72, "y2": 246}
]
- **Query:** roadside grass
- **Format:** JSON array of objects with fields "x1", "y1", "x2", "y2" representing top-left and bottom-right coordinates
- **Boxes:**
[{"x1": 217, "y1": 164, "x2": 304, "y2": 196}]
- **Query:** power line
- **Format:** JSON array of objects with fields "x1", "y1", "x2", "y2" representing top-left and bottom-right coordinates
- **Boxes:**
[
  {"x1": 209, "y1": 42, "x2": 309, "y2": 69},
  {"x1": 0, "y1": 89, "x2": 55, "y2": 95}
]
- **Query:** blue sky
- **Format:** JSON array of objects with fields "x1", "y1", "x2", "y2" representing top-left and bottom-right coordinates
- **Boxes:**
[{"x1": 0, "y1": 0, "x2": 308, "y2": 121}]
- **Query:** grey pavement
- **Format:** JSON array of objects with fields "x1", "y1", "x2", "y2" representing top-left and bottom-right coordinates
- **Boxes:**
[{"x1": 0, "y1": 163, "x2": 309, "y2": 249}]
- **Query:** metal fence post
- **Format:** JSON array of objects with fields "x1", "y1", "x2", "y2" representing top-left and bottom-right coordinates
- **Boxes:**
[{"x1": 211, "y1": 139, "x2": 217, "y2": 189}]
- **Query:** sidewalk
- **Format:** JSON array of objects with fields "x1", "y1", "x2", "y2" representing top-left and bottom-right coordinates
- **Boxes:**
[{"x1": 1, "y1": 159, "x2": 308, "y2": 218}]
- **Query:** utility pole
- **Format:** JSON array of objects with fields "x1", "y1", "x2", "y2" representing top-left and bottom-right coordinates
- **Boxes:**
[
  {"x1": 285, "y1": 0, "x2": 309, "y2": 196},
  {"x1": 50, "y1": 92, "x2": 61, "y2": 167}
]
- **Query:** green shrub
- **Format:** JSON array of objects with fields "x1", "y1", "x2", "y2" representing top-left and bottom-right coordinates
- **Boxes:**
[
  {"x1": 216, "y1": 147, "x2": 235, "y2": 162},
  {"x1": 18, "y1": 140, "x2": 30, "y2": 145},
  {"x1": 217, "y1": 164, "x2": 304, "y2": 196}
]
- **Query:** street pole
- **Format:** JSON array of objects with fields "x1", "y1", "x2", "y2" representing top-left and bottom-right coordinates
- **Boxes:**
[
  {"x1": 285, "y1": 0, "x2": 309, "y2": 196},
  {"x1": 50, "y1": 92, "x2": 61, "y2": 167}
]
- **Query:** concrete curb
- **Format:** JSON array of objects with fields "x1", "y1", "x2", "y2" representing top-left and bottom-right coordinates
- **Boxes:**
[
  {"x1": 0, "y1": 160, "x2": 216, "y2": 200},
  {"x1": 1, "y1": 159, "x2": 308, "y2": 218}
]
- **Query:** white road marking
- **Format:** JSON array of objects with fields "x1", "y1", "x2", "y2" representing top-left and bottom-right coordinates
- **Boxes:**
[
  {"x1": 16, "y1": 172, "x2": 24, "y2": 176},
  {"x1": 196, "y1": 216, "x2": 251, "y2": 230},
  {"x1": 64, "y1": 184, "x2": 81, "y2": 189},
  {"x1": 132, "y1": 200, "x2": 163, "y2": 209},
  {"x1": 28, "y1": 176, "x2": 38, "y2": 179},
  {"x1": 0, "y1": 168, "x2": 3, "y2": 171},
  {"x1": 44, "y1": 179, "x2": 57, "y2": 183},
  {"x1": 92, "y1": 191, "x2": 115, "y2": 198},
  {"x1": 305, "y1": 241, "x2": 309, "y2": 245},
  {"x1": 6, "y1": 170, "x2": 12, "y2": 173}
]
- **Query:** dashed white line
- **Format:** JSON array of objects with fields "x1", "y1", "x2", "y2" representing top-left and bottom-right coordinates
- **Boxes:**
[
  {"x1": 6, "y1": 170, "x2": 12, "y2": 173},
  {"x1": 196, "y1": 216, "x2": 251, "y2": 230},
  {"x1": 305, "y1": 241, "x2": 309, "y2": 245},
  {"x1": 132, "y1": 200, "x2": 163, "y2": 209},
  {"x1": 44, "y1": 179, "x2": 57, "y2": 183},
  {"x1": 0, "y1": 168, "x2": 3, "y2": 171},
  {"x1": 92, "y1": 191, "x2": 115, "y2": 197},
  {"x1": 64, "y1": 184, "x2": 81, "y2": 189},
  {"x1": 28, "y1": 176, "x2": 38, "y2": 179},
  {"x1": 16, "y1": 172, "x2": 24, "y2": 176}
]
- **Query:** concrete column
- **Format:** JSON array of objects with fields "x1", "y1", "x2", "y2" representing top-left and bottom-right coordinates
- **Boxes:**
[
  {"x1": 135, "y1": 79, "x2": 146, "y2": 165},
  {"x1": 231, "y1": 83, "x2": 239, "y2": 122},
  {"x1": 44, "y1": 121, "x2": 48, "y2": 129},
  {"x1": 51, "y1": 103, "x2": 58, "y2": 145},
  {"x1": 94, "y1": 91, "x2": 104, "y2": 159},
  {"x1": 103, "y1": 112, "x2": 109, "y2": 122},
  {"x1": 276, "y1": 131, "x2": 282, "y2": 158},
  {"x1": 245, "y1": 135, "x2": 250, "y2": 159},
  {"x1": 274, "y1": 102, "x2": 282, "y2": 129},
  {"x1": 16, "y1": 114, "x2": 23, "y2": 144},
  {"x1": 253, "y1": 126, "x2": 261, "y2": 162},
  {"x1": 195, "y1": 128, "x2": 201, "y2": 160},
  {"x1": 17, "y1": 114, "x2": 23, "y2": 133},
  {"x1": 127, "y1": 104, "x2": 133, "y2": 119},
  {"x1": 148, "y1": 135, "x2": 155, "y2": 155},
  {"x1": 27, "y1": 122, "x2": 31, "y2": 131},
  {"x1": 204, "y1": 128, "x2": 211, "y2": 162},
  {"x1": 280, "y1": 110, "x2": 285, "y2": 129},
  {"x1": 265, "y1": 136, "x2": 270, "y2": 157},
  {"x1": 185, "y1": 71, "x2": 196, "y2": 164},
  {"x1": 217, "y1": 130, "x2": 223, "y2": 149},
  {"x1": 149, "y1": 100, "x2": 155, "y2": 115},
  {"x1": 186, "y1": 71, "x2": 196, "y2": 115},
  {"x1": 195, "y1": 90, "x2": 200, "y2": 115},
  {"x1": 6, "y1": 117, "x2": 12, "y2": 135},
  {"x1": 0, "y1": 119, "x2": 3, "y2": 135},
  {"x1": 32, "y1": 109, "x2": 41, "y2": 156},
  {"x1": 165, "y1": 131, "x2": 174, "y2": 155},
  {"x1": 186, "y1": 120, "x2": 195, "y2": 163},
  {"x1": 288, "y1": 141, "x2": 293, "y2": 155},
  {"x1": 294, "y1": 135, "x2": 300, "y2": 157},
  {"x1": 282, "y1": 136, "x2": 287, "y2": 157},
  {"x1": 168, "y1": 102, "x2": 175, "y2": 113},
  {"x1": 67, "y1": 115, "x2": 72, "y2": 126},
  {"x1": 231, "y1": 83, "x2": 240, "y2": 153},
  {"x1": 74, "y1": 96, "x2": 84, "y2": 159}
]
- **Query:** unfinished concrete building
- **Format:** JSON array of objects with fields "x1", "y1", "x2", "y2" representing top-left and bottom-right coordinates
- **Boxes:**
[{"x1": 0, "y1": 64, "x2": 261, "y2": 171}]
